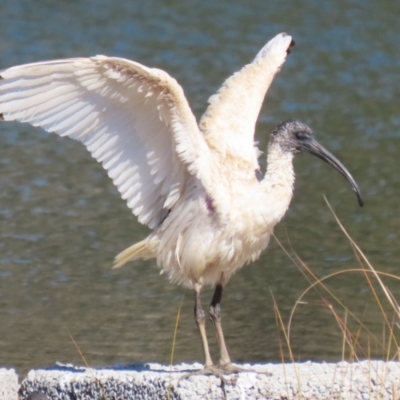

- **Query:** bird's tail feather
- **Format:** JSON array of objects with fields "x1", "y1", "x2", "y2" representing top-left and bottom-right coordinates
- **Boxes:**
[{"x1": 113, "y1": 239, "x2": 156, "y2": 269}]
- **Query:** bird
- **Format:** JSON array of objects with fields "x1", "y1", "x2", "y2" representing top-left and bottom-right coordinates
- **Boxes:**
[{"x1": 0, "y1": 33, "x2": 363, "y2": 375}]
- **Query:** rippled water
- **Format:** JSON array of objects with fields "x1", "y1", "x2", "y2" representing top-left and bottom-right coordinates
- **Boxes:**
[{"x1": 1, "y1": 0, "x2": 400, "y2": 376}]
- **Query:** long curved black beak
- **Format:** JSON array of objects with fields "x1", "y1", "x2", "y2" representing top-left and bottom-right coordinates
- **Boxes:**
[{"x1": 300, "y1": 136, "x2": 364, "y2": 207}]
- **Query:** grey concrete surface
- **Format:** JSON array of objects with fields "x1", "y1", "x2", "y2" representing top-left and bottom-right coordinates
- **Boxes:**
[
  {"x1": 0, "y1": 368, "x2": 18, "y2": 400},
  {"x1": 16, "y1": 360, "x2": 400, "y2": 400}
]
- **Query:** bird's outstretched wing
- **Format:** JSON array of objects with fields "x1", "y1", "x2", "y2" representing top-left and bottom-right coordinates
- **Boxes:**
[
  {"x1": 0, "y1": 56, "x2": 210, "y2": 228},
  {"x1": 199, "y1": 33, "x2": 294, "y2": 170}
]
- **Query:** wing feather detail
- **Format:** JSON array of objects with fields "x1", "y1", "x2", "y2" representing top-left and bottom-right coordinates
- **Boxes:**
[
  {"x1": 199, "y1": 33, "x2": 293, "y2": 169},
  {"x1": 0, "y1": 56, "x2": 210, "y2": 228}
]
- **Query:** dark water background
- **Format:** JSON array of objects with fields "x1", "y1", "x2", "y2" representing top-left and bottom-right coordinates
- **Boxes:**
[{"x1": 1, "y1": 0, "x2": 400, "y2": 376}]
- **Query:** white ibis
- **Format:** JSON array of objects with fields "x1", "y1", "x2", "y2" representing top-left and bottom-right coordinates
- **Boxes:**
[{"x1": 0, "y1": 33, "x2": 363, "y2": 375}]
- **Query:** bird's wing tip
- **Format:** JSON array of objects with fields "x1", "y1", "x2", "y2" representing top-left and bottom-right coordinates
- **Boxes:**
[{"x1": 253, "y1": 32, "x2": 294, "y2": 63}]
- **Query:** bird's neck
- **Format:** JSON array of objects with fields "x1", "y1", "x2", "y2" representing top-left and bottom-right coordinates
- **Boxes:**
[
  {"x1": 264, "y1": 143, "x2": 295, "y2": 179},
  {"x1": 261, "y1": 144, "x2": 295, "y2": 225}
]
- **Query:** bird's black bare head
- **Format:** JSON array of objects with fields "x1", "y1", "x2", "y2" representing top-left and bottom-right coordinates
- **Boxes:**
[
  {"x1": 270, "y1": 120, "x2": 314, "y2": 154},
  {"x1": 269, "y1": 119, "x2": 364, "y2": 207}
]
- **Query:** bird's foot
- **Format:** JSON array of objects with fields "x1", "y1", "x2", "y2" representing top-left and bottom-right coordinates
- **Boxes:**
[
  {"x1": 177, "y1": 363, "x2": 270, "y2": 399},
  {"x1": 179, "y1": 362, "x2": 267, "y2": 380},
  {"x1": 217, "y1": 362, "x2": 244, "y2": 374},
  {"x1": 179, "y1": 365, "x2": 227, "y2": 382},
  {"x1": 178, "y1": 363, "x2": 243, "y2": 383},
  {"x1": 178, "y1": 365, "x2": 233, "y2": 399},
  {"x1": 215, "y1": 362, "x2": 272, "y2": 377},
  {"x1": 220, "y1": 363, "x2": 272, "y2": 375}
]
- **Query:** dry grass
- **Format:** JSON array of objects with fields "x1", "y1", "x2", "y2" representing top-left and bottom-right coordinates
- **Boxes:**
[
  {"x1": 67, "y1": 329, "x2": 110, "y2": 400},
  {"x1": 270, "y1": 198, "x2": 400, "y2": 399}
]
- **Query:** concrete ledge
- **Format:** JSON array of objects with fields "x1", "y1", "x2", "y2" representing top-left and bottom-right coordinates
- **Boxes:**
[
  {"x1": 16, "y1": 360, "x2": 400, "y2": 400},
  {"x1": 0, "y1": 368, "x2": 18, "y2": 400}
]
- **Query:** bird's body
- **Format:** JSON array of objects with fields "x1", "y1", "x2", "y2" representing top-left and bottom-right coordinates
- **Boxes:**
[
  {"x1": 129, "y1": 143, "x2": 295, "y2": 288},
  {"x1": 0, "y1": 33, "x2": 363, "y2": 372}
]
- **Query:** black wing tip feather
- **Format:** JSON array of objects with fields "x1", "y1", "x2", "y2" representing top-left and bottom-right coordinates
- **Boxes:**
[{"x1": 287, "y1": 39, "x2": 296, "y2": 55}]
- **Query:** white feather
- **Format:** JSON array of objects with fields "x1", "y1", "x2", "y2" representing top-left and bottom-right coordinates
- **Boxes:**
[{"x1": 0, "y1": 55, "x2": 212, "y2": 228}]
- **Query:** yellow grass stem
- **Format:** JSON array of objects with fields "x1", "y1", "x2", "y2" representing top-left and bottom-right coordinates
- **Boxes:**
[
  {"x1": 271, "y1": 289, "x2": 303, "y2": 399},
  {"x1": 168, "y1": 291, "x2": 185, "y2": 400},
  {"x1": 324, "y1": 197, "x2": 400, "y2": 354},
  {"x1": 67, "y1": 329, "x2": 109, "y2": 400}
]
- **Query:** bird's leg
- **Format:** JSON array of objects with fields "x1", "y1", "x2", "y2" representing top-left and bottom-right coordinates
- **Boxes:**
[
  {"x1": 209, "y1": 284, "x2": 242, "y2": 373},
  {"x1": 208, "y1": 284, "x2": 269, "y2": 376},
  {"x1": 209, "y1": 284, "x2": 232, "y2": 367},
  {"x1": 179, "y1": 284, "x2": 237, "y2": 390},
  {"x1": 194, "y1": 282, "x2": 213, "y2": 367}
]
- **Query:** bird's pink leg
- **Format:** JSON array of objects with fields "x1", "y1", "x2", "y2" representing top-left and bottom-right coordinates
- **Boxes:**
[
  {"x1": 194, "y1": 282, "x2": 213, "y2": 367},
  {"x1": 179, "y1": 283, "x2": 244, "y2": 388},
  {"x1": 209, "y1": 284, "x2": 232, "y2": 366},
  {"x1": 209, "y1": 284, "x2": 243, "y2": 372}
]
